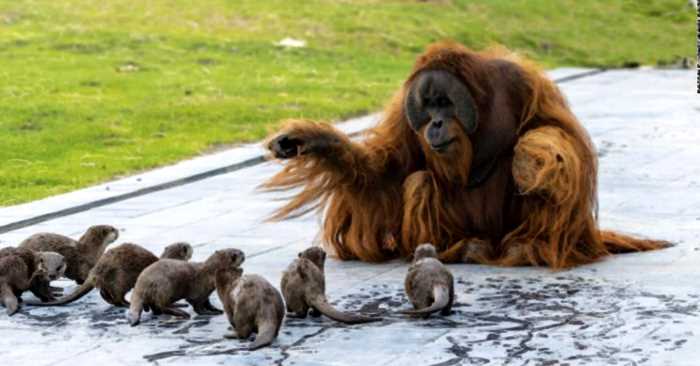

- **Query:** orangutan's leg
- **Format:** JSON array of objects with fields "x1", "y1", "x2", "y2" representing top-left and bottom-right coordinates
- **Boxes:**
[
  {"x1": 497, "y1": 242, "x2": 541, "y2": 267},
  {"x1": 401, "y1": 171, "x2": 491, "y2": 263},
  {"x1": 401, "y1": 171, "x2": 440, "y2": 256},
  {"x1": 438, "y1": 238, "x2": 493, "y2": 264}
]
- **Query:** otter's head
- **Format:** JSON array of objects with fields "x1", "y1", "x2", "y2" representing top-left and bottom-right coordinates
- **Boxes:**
[
  {"x1": 79, "y1": 225, "x2": 119, "y2": 247},
  {"x1": 208, "y1": 248, "x2": 246, "y2": 270},
  {"x1": 161, "y1": 242, "x2": 193, "y2": 261},
  {"x1": 413, "y1": 243, "x2": 438, "y2": 262},
  {"x1": 39, "y1": 252, "x2": 66, "y2": 281},
  {"x1": 298, "y1": 246, "x2": 327, "y2": 271}
]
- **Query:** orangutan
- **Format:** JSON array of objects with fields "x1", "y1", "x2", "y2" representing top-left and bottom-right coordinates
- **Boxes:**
[{"x1": 263, "y1": 42, "x2": 668, "y2": 269}]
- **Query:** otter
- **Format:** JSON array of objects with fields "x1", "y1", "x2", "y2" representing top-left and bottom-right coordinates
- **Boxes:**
[
  {"x1": 402, "y1": 243, "x2": 454, "y2": 317},
  {"x1": 217, "y1": 267, "x2": 285, "y2": 350},
  {"x1": 0, "y1": 248, "x2": 46, "y2": 315},
  {"x1": 127, "y1": 248, "x2": 245, "y2": 326},
  {"x1": 30, "y1": 251, "x2": 66, "y2": 302},
  {"x1": 281, "y1": 247, "x2": 381, "y2": 324},
  {"x1": 39, "y1": 252, "x2": 67, "y2": 281},
  {"x1": 0, "y1": 248, "x2": 65, "y2": 302},
  {"x1": 159, "y1": 242, "x2": 193, "y2": 260},
  {"x1": 26, "y1": 242, "x2": 193, "y2": 307},
  {"x1": 19, "y1": 225, "x2": 119, "y2": 285}
]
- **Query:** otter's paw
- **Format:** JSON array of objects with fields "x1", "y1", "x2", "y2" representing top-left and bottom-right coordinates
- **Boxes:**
[
  {"x1": 127, "y1": 311, "x2": 141, "y2": 326},
  {"x1": 50, "y1": 286, "x2": 64, "y2": 297}
]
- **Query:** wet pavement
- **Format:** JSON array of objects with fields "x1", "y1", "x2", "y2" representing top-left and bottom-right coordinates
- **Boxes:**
[{"x1": 0, "y1": 68, "x2": 698, "y2": 365}]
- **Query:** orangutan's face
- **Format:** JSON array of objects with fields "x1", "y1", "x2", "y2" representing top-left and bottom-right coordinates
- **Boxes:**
[{"x1": 404, "y1": 70, "x2": 477, "y2": 154}]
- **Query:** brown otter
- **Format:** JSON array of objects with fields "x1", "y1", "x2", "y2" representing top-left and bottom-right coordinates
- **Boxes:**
[
  {"x1": 26, "y1": 242, "x2": 193, "y2": 307},
  {"x1": 281, "y1": 247, "x2": 381, "y2": 323},
  {"x1": 216, "y1": 267, "x2": 285, "y2": 350},
  {"x1": 127, "y1": 248, "x2": 245, "y2": 326},
  {"x1": 0, "y1": 248, "x2": 64, "y2": 302},
  {"x1": 19, "y1": 225, "x2": 119, "y2": 284},
  {"x1": 0, "y1": 248, "x2": 46, "y2": 315},
  {"x1": 402, "y1": 243, "x2": 454, "y2": 317},
  {"x1": 159, "y1": 242, "x2": 193, "y2": 260}
]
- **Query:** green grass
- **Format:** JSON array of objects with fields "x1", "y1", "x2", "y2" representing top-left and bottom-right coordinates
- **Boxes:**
[{"x1": 0, "y1": 0, "x2": 694, "y2": 206}]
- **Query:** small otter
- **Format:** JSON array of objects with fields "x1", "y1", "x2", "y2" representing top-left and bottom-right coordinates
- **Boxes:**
[
  {"x1": 39, "y1": 252, "x2": 67, "y2": 281},
  {"x1": 281, "y1": 247, "x2": 381, "y2": 324},
  {"x1": 159, "y1": 242, "x2": 193, "y2": 260},
  {"x1": 0, "y1": 248, "x2": 46, "y2": 315},
  {"x1": 402, "y1": 243, "x2": 454, "y2": 317},
  {"x1": 19, "y1": 225, "x2": 119, "y2": 284},
  {"x1": 127, "y1": 248, "x2": 245, "y2": 326},
  {"x1": 0, "y1": 248, "x2": 65, "y2": 302},
  {"x1": 217, "y1": 268, "x2": 284, "y2": 350},
  {"x1": 27, "y1": 242, "x2": 193, "y2": 307},
  {"x1": 30, "y1": 251, "x2": 67, "y2": 301}
]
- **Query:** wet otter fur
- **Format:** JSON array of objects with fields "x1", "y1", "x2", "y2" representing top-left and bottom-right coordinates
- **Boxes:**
[
  {"x1": 0, "y1": 248, "x2": 64, "y2": 303},
  {"x1": 217, "y1": 268, "x2": 285, "y2": 350},
  {"x1": 402, "y1": 243, "x2": 454, "y2": 317},
  {"x1": 19, "y1": 225, "x2": 119, "y2": 284},
  {"x1": 281, "y1": 247, "x2": 381, "y2": 324},
  {"x1": 27, "y1": 242, "x2": 192, "y2": 307},
  {"x1": 0, "y1": 248, "x2": 46, "y2": 315},
  {"x1": 127, "y1": 248, "x2": 244, "y2": 326}
]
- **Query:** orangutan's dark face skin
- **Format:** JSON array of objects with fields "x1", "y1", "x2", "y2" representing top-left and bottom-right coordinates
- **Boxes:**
[{"x1": 404, "y1": 70, "x2": 477, "y2": 154}]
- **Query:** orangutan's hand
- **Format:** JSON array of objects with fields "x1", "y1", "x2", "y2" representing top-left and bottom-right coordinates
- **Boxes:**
[
  {"x1": 268, "y1": 134, "x2": 305, "y2": 159},
  {"x1": 267, "y1": 120, "x2": 342, "y2": 159}
]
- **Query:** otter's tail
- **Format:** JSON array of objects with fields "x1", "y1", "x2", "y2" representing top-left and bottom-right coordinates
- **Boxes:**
[
  {"x1": 26, "y1": 275, "x2": 95, "y2": 306},
  {"x1": 308, "y1": 295, "x2": 382, "y2": 324},
  {"x1": 1, "y1": 283, "x2": 19, "y2": 316},
  {"x1": 249, "y1": 320, "x2": 279, "y2": 350},
  {"x1": 600, "y1": 230, "x2": 671, "y2": 254},
  {"x1": 127, "y1": 288, "x2": 145, "y2": 326},
  {"x1": 401, "y1": 285, "x2": 450, "y2": 316}
]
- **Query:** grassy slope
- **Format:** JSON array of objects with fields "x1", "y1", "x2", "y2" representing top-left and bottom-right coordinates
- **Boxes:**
[{"x1": 0, "y1": 0, "x2": 694, "y2": 206}]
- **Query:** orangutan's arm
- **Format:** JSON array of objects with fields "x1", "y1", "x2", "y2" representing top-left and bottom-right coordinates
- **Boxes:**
[
  {"x1": 262, "y1": 119, "x2": 384, "y2": 220},
  {"x1": 266, "y1": 119, "x2": 371, "y2": 177}
]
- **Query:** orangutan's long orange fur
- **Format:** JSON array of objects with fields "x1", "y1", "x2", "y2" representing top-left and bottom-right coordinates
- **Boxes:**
[{"x1": 262, "y1": 42, "x2": 668, "y2": 268}]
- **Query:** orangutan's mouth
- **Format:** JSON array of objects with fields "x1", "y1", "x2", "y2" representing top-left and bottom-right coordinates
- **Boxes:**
[{"x1": 430, "y1": 138, "x2": 456, "y2": 152}]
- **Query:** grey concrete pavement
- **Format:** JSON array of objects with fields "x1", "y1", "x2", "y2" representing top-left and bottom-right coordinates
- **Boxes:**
[{"x1": 0, "y1": 68, "x2": 698, "y2": 366}]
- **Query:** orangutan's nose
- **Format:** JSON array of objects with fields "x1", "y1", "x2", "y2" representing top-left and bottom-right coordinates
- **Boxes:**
[
  {"x1": 427, "y1": 119, "x2": 445, "y2": 141},
  {"x1": 426, "y1": 119, "x2": 455, "y2": 153}
]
